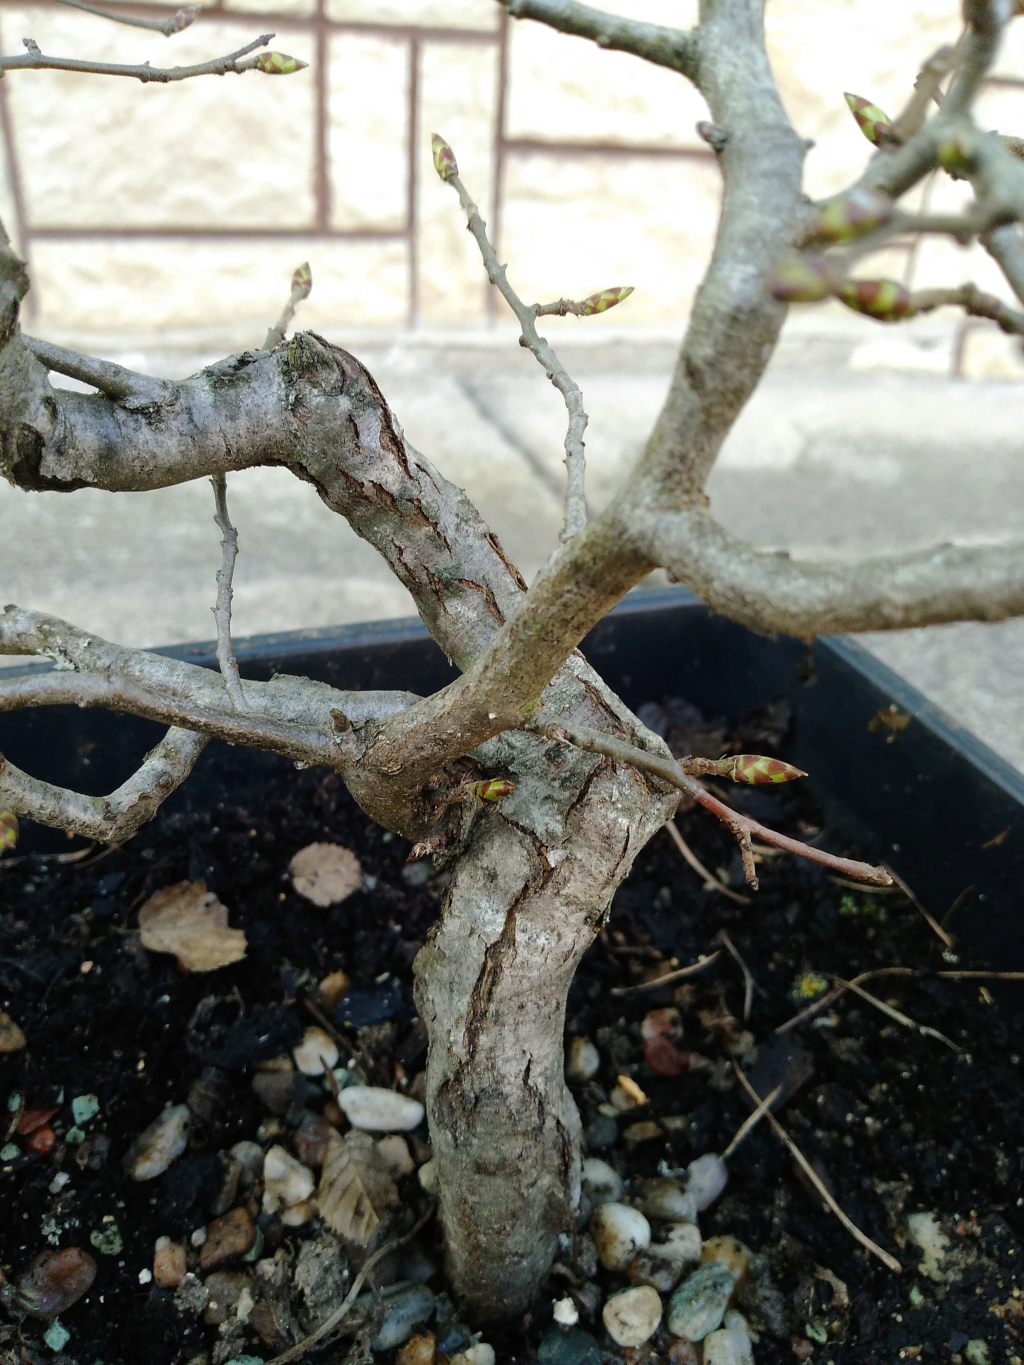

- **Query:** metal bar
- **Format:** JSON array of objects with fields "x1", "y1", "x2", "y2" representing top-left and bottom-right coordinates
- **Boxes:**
[
  {"x1": 29, "y1": 225, "x2": 407, "y2": 239},
  {"x1": 407, "y1": 35, "x2": 419, "y2": 326},
  {"x1": 314, "y1": 0, "x2": 329, "y2": 233},
  {"x1": 504, "y1": 137, "x2": 715, "y2": 161}
]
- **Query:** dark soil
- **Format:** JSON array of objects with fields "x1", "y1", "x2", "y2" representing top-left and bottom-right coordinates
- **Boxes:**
[{"x1": 1, "y1": 699, "x2": 1023, "y2": 1365}]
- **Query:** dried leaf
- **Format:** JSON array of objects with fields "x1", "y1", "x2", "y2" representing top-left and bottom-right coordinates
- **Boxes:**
[
  {"x1": 138, "y1": 881, "x2": 247, "y2": 972},
  {"x1": 290, "y1": 843, "x2": 362, "y2": 907},
  {"x1": 0, "y1": 1011, "x2": 26, "y2": 1052},
  {"x1": 316, "y1": 1130, "x2": 399, "y2": 1249}
]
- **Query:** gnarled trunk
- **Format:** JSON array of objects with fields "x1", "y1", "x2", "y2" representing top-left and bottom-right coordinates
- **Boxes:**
[{"x1": 414, "y1": 664, "x2": 675, "y2": 1317}]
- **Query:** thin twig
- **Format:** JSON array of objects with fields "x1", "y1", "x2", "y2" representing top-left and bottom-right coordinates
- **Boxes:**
[
  {"x1": 828, "y1": 875, "x2": 899, "y2": 895},
  {"x1": 434, "y1": 142, "x2": 590, "y2": 540},
  {"x1": 722, "y1": 1083, "x2": 781, "y2": 1160},
  {"x1": 210, "y1": 474, "x2": 246, "y2": 712},
  {"x1": 883, "y1": 865, "x2": 954, "y2": 949},
  {"x1": 264, "y1": 1205, "x2": 435, "y2": 1365},
  {"x1": 545, "y1": 723, "x2": 892, "y2": 888},
  {"x1": 715, "y1": 929, "x2": 755, "y2": 1021},
  {"x1": 264, "y1": 262, "x2": 312, "y2": 350},
  {"x1": 301, "y1": 995, "x2": 356, "y2": 1058},
  {"x1": 941, "y1": 884, "x2": 975, "y2": 928},
  {"x1": 609, "y1": 951, "x2": 721, "y2": 997},
  {"x1": 834, "y1": 975, "x2": 960, "y2": 1052},
  {"x1": 0, "y1": 34, "x2": 304, "y2": 81},
  {"x1": 664, "y1": 820, "x2": 751, "y2": 906},
  {"x1": 733, "y1": 1063, "x2": 902, "y2": 1274},
  {"x1": 52, "y1": 0, "x2": 200, "y2": 35}
]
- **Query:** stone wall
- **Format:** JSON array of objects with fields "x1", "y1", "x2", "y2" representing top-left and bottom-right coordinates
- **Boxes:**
[{"x1": 3, "y1": 0, "x2": 1024, "y2": 369}]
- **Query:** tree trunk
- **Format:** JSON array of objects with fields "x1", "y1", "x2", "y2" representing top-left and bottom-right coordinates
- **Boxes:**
[{"x1": 414, "y1": 662, "x2": 675, "y2": 1318}]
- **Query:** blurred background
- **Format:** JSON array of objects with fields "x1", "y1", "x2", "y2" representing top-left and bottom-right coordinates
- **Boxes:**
[{"x1": 3, "y1": 0, "x2": 1024, "y2": 765}]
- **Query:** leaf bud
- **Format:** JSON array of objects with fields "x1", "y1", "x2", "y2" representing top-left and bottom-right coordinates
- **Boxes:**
[
  {"x1": 291, "y1": 262, "x2": 312, "y2": 301},
  {"x1": 844, "y1": 92, "x2": 898, "y2": 146},
  {"x1": 255, "y1": 51, "x2": 307, "y2": 75},
  {"x1": 0, "y1": 810, "x2": 17, "y2": 852},
  {"x1": 807, "y1": 188, "x2": 894, "y2": 243},
  {"x1": 769, "y1": 255, "x2": 834, "y2": 304},
  {"x1": 472, "y1": 778, "x2": 516, "y2": 804},
  {"x1": 579, "y1": 286, "x2": 633, "y2": 316},
  {"x1": 729, "y1": 755, "x2": 808, "y2": 785},
  {"x1": 838, "y1": 278, "x2": 916, "y2": 322},
  {"x1": 937, "y1": 135, "x2": 975, "y2": 177},
  {"x1": 431, "y1": 133, "x2": 458, "y2": 183},
  {"x1": 168, "y1": 5, "x2": 200, "y2": 32}
]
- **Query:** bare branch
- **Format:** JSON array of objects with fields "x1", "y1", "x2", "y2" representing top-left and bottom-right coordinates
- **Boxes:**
[
  {"x1": 891, "y1": 42, "x2": 959, "y2": 141},
  {"x1": 541, "y1": 722, "x2": 893, "y2": 887},
  {"x1": 641, "y1": 507, "x2": 1024, "y2": 637},
  {"x1": 0, "y1": 35, "x2": 307, "y2": 82},
  {"x1": 210, "y1": 474, "x2": 246, "y2": 712},
  {"x1": 982, "y1": 222, "x2": 1024, "y2": 306},
  {"x1": 432, "y1": 137, "x2": 589, "y2": 540},
  {"x1": 0, "y1": 728, "x2": 208, "y2": 843},
  {"x1": 500, "y1": 0, "x2": 697, "y2": 81},
  {"x1": 911, "y1": 281, "x2": 1024, "y2": 335},
  {"x1": 51, "y1": 0, "x2": 200, "y2": 37},
  {"x1": 24, "y1": 335, "x2": 172, "y2": 405}
]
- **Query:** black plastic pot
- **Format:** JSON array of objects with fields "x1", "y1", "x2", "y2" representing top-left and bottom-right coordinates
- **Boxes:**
[{"x1": 2, "y1": 585, "x2": 1022, "y2": 971}]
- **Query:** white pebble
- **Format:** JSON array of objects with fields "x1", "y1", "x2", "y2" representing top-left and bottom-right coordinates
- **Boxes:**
[
  {"x1": 553, "y1": 1297, "x2": 579, "y2": 1326},
  {"x1": 688, "y1": 1152, "x2": 728, "y2": 1211},
  {"x1": 137, "y1": 1268, "x2": 153, "y2": 1286},
  {"x1": 124, "y1": 1105, "x2": 191, "y2": 1181},
  {"x1": 449, "y1": 1347, "x2": 496, "y2": 1365},
  {"x1": 229, "y1": 1140, "x2": 265, "y2": 1186},
  {"x1": 565, "y1": 1036, "x2": 601, "y2": 1084},
  {"x1": 48, "y1": 1171, "x2": 70, "y2": 1195},
  {"x1": 648, "y1": 1221, "x2": 703, "y2": 1267},
  {"x1": 190, "y1": 1228, "x2": 207, "y2": 1248},
  {"x1": 262, "y1": 1144, "x2": 315, "y2": 1214},
  {"x1": 417, "y1": 1158, "x2": 438, "y2": 1194},
  {"x1": 337, "y1": 1086, "x2": 425, "y2": 1132},
  {"x1": 702, "y1": 1328, "x2": 754, "y2": 1365},
  {"x1": 589, "y1": 1202, "x2": 651, "y2": 1270},
  {"x1": 602, "y1": 1285, "x2": 662, "y2": 1347},
  {"x1": 581, "y1": 1157, "x2": 623, "y2": 1206},
  {"x1": 293, "y1": 1026, "x2": 339, "y2": 1077},
  {"x1": 376, "y1": 1134, "x2": 415, "y2": 1179}
]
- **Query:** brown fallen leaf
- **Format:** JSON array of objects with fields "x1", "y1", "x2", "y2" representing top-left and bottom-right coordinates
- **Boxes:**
[
  {"x1": 316, "y1": 1129, "x2": 398, "y2": 1249},
  {"x1": 0, "y1": 1011, "x2": 26, "y2": 1052},
  {"x1": 138, "y1": 880, "x2": 246, "y2": 972},
  {"x1": 290, "y1": 842, "x2": 362, "y2": 908}
]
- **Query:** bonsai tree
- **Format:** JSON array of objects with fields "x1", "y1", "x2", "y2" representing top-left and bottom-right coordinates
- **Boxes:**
[{"x1": 2, "y1": 0, "x2": 1023, "y2": 1321}]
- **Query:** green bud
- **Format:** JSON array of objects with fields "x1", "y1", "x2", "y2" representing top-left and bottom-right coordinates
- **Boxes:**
[
  {"x1": 0, "y1": 811, "x2": 17, "y2": 853},
  {"x1": 431, "y1": 133, "x2": 458, "y2": 183},
  {"x1": 579, "y1": 285, "x2": 633, "y2": 315},
  {"x1": 769, "y1": 255, "x2": 834, "y2": 304},
  {"x1": 472, "y1": 779, "x2": 515, "y2": 803},
  {"x1": 808, "y1": 188, "x2": 894, "y2": 243},
  {"x1": 838, "y1": 278, "x2": 916, "y2": 322},
  {"x1": 844, "y1": 92, "x2": 898, "y2": 147},
  {"x1": 255, "y1": 51, "x2": 308, "y2": 75}
]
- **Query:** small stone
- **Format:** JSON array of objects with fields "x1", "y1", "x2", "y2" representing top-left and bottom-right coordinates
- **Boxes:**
[
  {"x1": 649, "y1": 1222, "x2": 703, "y2": 1268},
  {"x1": 202, "y1": 1270, "x2": 251, "y2": 1326},
  {"x1": 256, "y1": 1117, "x2": 285, "y2": 1144},
  {"x1": 687, "y1": 1153, "x2": 728, "y2": 1211},
  {"x1": 418, "y1": 1158, "x2": 438, "y2": 1194},
  {"x1": 334, "y1": 980, "x2": 404, "y2": 1029},
  {"x1": 154, "y1": 1236, "x2": 188, "y2": 1289},
  {"x1": 138, "y1": 1267, "x2": 153, "y2": 1285},
  {"x1": 293, "y1": 1027, "x2": 339, "y2": 1077},
  {"x1": 666, "y1": 1262, "x2": 734, "y2": 1341},
  {"x1": 337, "y1": 1086, "x2": 425, "y2": 1132},
  {"x1": 255, "y1": 1053, "x2": 294, "y2": 1073},
  {"x1": 17, "y1": 1248, "x2": 97, "y2": 1318},
  {"x1": 566, "y1": 1036, "x2": 600, "y2": 1084},
  {"x1": 293, "y1": 1113, "x2": 335, "y2": 1168},
  {"x1": 377, "y1": 1134, "x2": 415, "y2": 1179},
  {"x1": 317, "y1": 969, "x2": 351, "y2": 1011},
  {"x1": 280, "y1": 1198, "x2": 315, "y2": 1227},
  {"x1": 396, "y1": 1333, "x2": 436, "y2": 1365},
  {"x1": 602, "y1": 1285, "x2": 662, "y2": 1346},
  {"x1": 553, "y1": 1297, "x2": 579, "y2": 1326},
  {"x1": 209, "y1": 1155, "x2": 243, "y2": 1216},
  {"x1": 702, "y1": 1329, "x2": 754, "y2": 1365},
  {"x1": 627, "y1": 1252, "x2": 681, "y2": 1294},
  {"x1": 700, "y1": 1235, "x2": 750, "y2": 1284},
  {"x1": 965, "y1": 1342, "x2": 991, "y2": 1365},
  {"x1": 252, "y1": 1071, "x2": 314, "y2": 1118},
  {"x1": 622, "y1": 1120, "x2": 664, "y2": 1150},
  {"x1": 580, "y1": 1157, "x2": 622, "y2": 1206},
  {"x1": 229, "y1": 1141, "x2": 264, "y2": 1186},
  {"x1": 906, "y1": 1210, "x2": 949, "y2": 1281},
  {"x1": 173, "y1": 1271, "x2": 210, "y2": 1319},
  {"x1": 200, "y1": 1207, "x2": 257, "y2": 1271},
  {"x1": 191, "y1": 1227, "x2": 208, "y2": 1247},
  {"x1": 0, "y1": 1011, "x2": 26, "y2": 1052},
  {"x1": 89, "y1": 1216, "x2": 123, "y2": 1256},
  {"x1": 124, "y1": 1104, "x2": 191, "y2": 1181},
  {"x1": 361, "y1": 1282, "x2": 435, "y2": 1350},
  {"x1": 583, "y1": 1114, "x2": 618, "y2": 1152},
  {"x1": 644, "y1": 1034, "x2": 694, "y2": 1076},
  {"x1": 71, "y1": 1095, "x2": 100, "y2": 1126},
  {"x1": 1, "y1": 1142, "x2": 19, "y2": 1160},
  {"x1": 639, "y1": 1178, "x2": 699, "y2": 1223},
  {"x1": 665, "y1": 1343, "x2": 700, "y2": 1365},
  {"x1": 450, "y1": 1346, "x2": 496, "y2": 1365},
  {"x1": 262, "y1": 1145, "x2": 315, "y2": 1214},
  {"x1": 42, "y1": 1321, "x2": 70, "y2": 1353},
  {"x1": 48, "y1": 1172, "x2": 70, "y2": 1195},
  {"x1": 27, "y1": 1127, "x2": 56, "y2": 1154},
  {"x1": 536, "y1": 1325, "x2": 603, "y2": 1365},
  {"x1": 589, "y1": 1203, "x2": 651, "y2": 1270}
]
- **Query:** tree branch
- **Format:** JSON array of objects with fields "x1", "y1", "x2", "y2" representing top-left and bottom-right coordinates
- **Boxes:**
[
  {"x1": 541, "y1": 722, "x2": 892, "y2": 887},
  {"x1": 500, "y1": 0, "x2": 697, "y2": 81},
  {"x1": 210, "y1": 474, "x2": 246, "y2": 711},
  {"x1": 911, "y1": 280, "x2": 1024, "y2": 335},
  {"x1": 640, "y1": 508, "x2": 1024, "y2": 638},
  {"x1": 0, "y1": 727, "x2": 208, "y2": 843},
  {"x1": 24, "y1": 335, "x2": 172, "y2": 406},
  {"x1": 0, "y1": 35, "x2": 307, "y2": 81},
  {"x1": 51, "y1": 0, "x2": 200, "y2": 36}
]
